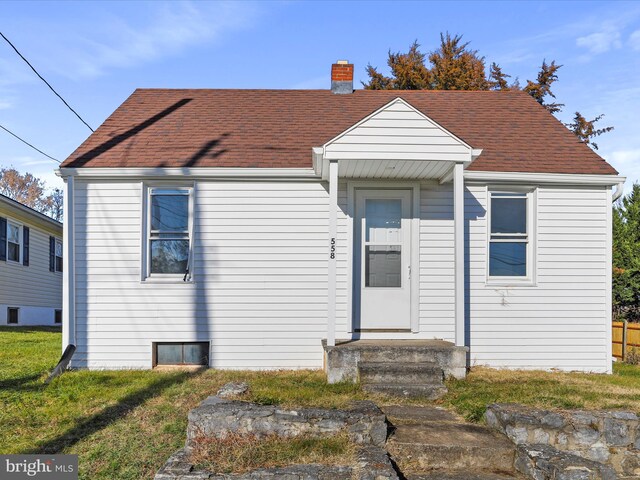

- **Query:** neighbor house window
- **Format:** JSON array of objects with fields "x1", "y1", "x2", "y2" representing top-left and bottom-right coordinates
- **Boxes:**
[
  {"x1": 54, "y1": 309, "x2": 62, "y2": 324},
  {"x1": 147, "y1": 188, "x2": 192, "y2": 277},
  {"x1": 7, "y1": 307, "x2": 18, "y2": 325},
  {"x1": 489, "y1": 190, "x2": 533, "y2": 279},
  {"x1": 7, "y1": 221, "x2": 21, "y2": 262},
  {"x1": 154, "y1": 342, "x2": 209, "y2": 366},
  {"x1": 55, "y1": 240, "x2": 63, "y2": 272}
]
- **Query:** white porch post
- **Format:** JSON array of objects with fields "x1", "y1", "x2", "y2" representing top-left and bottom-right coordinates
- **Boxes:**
[
  {"x1": 62, "y1": 175, "x2": 75, "y2": 351},
  {"x1": 327, "y1": 160, "x2": 338, "y2": 347},
  {"x1": 453, "y1": 162, "x2": 465, "y2": 347}
]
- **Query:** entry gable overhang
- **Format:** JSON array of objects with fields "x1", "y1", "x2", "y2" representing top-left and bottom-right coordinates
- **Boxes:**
[{"x1": 314, "y1": 97, "x2": 482, "y2": 181}]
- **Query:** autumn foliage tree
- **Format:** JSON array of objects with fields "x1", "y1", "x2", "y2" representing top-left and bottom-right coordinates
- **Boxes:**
[
  {"x1": 363, "y1": 33, "x2": 612, "y2": 148},
  {"x1": 0, "y1": 167, "x2": 62, "y2": 221},
  {"x1": 565, "y1": 112, "x2": 614, "y2": 150}
]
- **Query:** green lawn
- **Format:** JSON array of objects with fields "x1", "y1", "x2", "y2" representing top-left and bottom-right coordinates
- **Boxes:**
[{"x1": 2, "y1": 327, "x2": 640, "y2": 479}]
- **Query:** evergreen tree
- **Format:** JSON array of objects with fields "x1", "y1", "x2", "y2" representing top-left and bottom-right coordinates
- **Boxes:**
[
  {"x1": 565, "y1": 112, "x2": 614, "y2": 150},
  {"x1": 428, "y1": 33, "x2": 488, "y2": 90},
  {"x1": 613, "y1": 184, "x2": 640, "y2": 321},
  {"x1": 523, "y1": 60, "x2": 564, "y2": 114},
  {"x1": 488, "y1": 62, "x2": 511, "y2": 90},
  {"x1": 363, "y1": 35, "x2": 612, "y2": 149}
]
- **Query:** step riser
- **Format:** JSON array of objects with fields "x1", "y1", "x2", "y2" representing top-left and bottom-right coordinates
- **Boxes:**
[
  {"x1": 363, "y1": 384, "x2": 447, "y2": 400},
  {"x1": 359, "y1": 370, "x2": 443, "y2": 385},
  {"x1": 389, "y1": 444, "x2": 515, "y2": 473},
  {"x1": 359, "y1": 349, "x2": 452, "y2": 365}
]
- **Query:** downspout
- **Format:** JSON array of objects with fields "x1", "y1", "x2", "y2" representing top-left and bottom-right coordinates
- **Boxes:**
[
  {"x1": 61, "y1": 174, "x2": 76, "y2": 351},
  {"x1": 612, "y1": 180, "x2": 625, "y2": 202}
]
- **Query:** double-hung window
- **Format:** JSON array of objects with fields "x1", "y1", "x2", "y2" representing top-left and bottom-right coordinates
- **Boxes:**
[
  {"x1": 55, "y1": 239, "x2": 63, "y2": 272},
  {"x1": 7, "y1": 221, "x2": 21, "y2": 263},
  {"x1": 488, "y1": 190, "x2": 534, "y2": 281},
  {"x1": 147, "y1": 187, "x2": 192, "y2": 278}
]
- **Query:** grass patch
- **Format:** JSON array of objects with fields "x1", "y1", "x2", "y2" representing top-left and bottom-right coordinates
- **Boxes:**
[
  {"x1": 4, "y1": 327, "x2": 640, "y2": 478},
  {"x1": 189, "y1": 432, "x2": 356, "y2": 473},
  {"x1": 0, "y1": 328, "x2": 374, "y2": 479},
  {"x1": 443, "y1": 364, "x2": 640, "y2": 422}
]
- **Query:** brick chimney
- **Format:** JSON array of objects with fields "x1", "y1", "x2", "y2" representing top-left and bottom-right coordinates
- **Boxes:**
[{"x1": 331, "y1": 60, "x2": 354, "y2": 94}]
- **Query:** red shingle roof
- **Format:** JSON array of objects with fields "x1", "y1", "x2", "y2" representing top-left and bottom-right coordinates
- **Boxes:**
[{"x1": 61, "y1": 89, "x2": 617, "y2": 175}]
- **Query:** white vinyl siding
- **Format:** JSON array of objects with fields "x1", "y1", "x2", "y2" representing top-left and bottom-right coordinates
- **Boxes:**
[
  {"x1": 0, "y1": 210, "x2": 62, "y2": 314},
  {"x1": 419, "y1": 181, "x2": 456, "y2": 342},
  {"x1": 466, "y1": 185, "x2": 609, "y2": 372},
  {"x1": 72, "y1": 180, "x2": 330, "y2": 369},
  {"x1": 71, "y1": 178, "x2": 610, "y2": 373},
  {"x1": 324, "y1": 100, "x2": 470, "y2": 162}
]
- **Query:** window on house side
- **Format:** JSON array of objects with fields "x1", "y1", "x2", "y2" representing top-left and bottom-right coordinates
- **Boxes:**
[
  {"x1": 489, "y1": 192, "x2": 529, "y2": 278},
  {"x1": 54, "y1": 309, "x2": 62, "y2": 324},
  {"x1": 7, "y1": 307, "x2": 18, "y2": 325},
  {"x1": 55, "y1": 240, "x2": 63, "y2": 272},
  {"x1": 148, "y1": 188, "x2": 191, "y2": 276},
  {"x1": 154, "y1": 342, "x2": 209, "y2": 366},
  {"x1": 7, "y1": 222, "x2": 21, "y2": 262}
]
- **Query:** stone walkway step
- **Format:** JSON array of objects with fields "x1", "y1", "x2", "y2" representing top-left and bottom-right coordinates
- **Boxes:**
[
  {"x1": 407, "y1": 472, "x2": 525, "y2": 480},
  {"x1": 383, "y1": 406, "x2": 517, "y2": 476},
  {"x1": 383, "y1": 405, "x2": 462, "y2": 425},
  {"x1": 358, "y1": 361, "x2": 443, "y2": 385},
  {"x1": 362, "y1": 383, "x2": 447, "y2": 399}
]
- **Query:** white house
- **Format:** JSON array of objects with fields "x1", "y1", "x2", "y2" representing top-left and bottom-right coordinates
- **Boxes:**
[
  {"x1": 57, "y1": 62, "x2": 624, "y2": 376},
  {"x1": 1, "y1": 194, "x2": 63, "y2": 326}
]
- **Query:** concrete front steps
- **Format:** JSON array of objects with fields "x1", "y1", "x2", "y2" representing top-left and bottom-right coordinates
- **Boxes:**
[
  {"x1": 384, "y1": 406, "x2": 524, "y2": 480},
  {"x1": 359, "y1": 361, "x2": 447, "y2": 399},
  {"x1": 323, "y1": 340, "x2": 467, "y2": 400}
]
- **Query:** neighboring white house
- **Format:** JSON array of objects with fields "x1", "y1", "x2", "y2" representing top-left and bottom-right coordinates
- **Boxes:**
[
  {"x1": 57, "y1": 62, "x2": 624, "y2": 373},
  {"x1": 0, "y1": 194, "x2": 63, "y2": 326}
]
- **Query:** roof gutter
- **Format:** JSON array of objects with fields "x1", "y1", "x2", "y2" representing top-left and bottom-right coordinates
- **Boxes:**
[
  {"x1": 464, "y1": 171, "x2": 625, "y2": 188},
  {"x1": 56, "y1": 167, "x2": 320, "y2": 180}
]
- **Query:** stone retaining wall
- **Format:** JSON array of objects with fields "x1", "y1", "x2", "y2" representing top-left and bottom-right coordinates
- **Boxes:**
[
  {"x1": 187, "y1": 397, "x2": 388, "y2": 447},
  {"x1": 486, "y1": 403, "x2": 640, "y2": 477},
  {"x1": 155, "y1": 441, "x2": 398, "y2": 480},
  {"x1": 155, "y1": 393, "x2": 396, "y2": 480}
]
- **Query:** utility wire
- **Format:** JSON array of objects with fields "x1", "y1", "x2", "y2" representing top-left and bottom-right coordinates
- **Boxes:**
[
  {"x1": 0, "y1": 31, "x2": 94, "y2": 132},
  {"x1": 0, "y1": 123, "x2": 60, "y2": 163}
]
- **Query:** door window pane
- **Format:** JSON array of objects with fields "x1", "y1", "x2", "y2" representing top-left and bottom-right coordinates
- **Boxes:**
[
  {"x1": 365, "y1": 199, "x2": 401, "y2": 243},
  {"x1": 151, "y1": 195, "x2": 188, "y2": 231},
  {"x1": 489, "y1": 242, "x2": 526, "y2": 276},
  {"x1": 151, "y1": 240, "x2": 189, "y2": 274},
  {"x1": 491, "y1": 197, "x2": 527, "y2": 234},
  {"x1": 365, "y1": 245, "x2": 401, "y2": 287}
]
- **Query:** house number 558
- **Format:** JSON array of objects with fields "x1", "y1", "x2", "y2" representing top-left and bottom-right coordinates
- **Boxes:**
[{"x1": 330, "y1": 238, "x2": 336, "y2": 259}]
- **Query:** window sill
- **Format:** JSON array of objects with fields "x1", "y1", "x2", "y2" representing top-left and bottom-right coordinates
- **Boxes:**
[
  {"x1": 142, "y1": 276, "x2": 194, "y2": 285},
  {"x1": 486, "y1": 278, "x2": 537, "y2": 288}
]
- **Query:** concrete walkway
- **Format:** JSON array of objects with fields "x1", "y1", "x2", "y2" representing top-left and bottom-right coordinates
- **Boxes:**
[{"x1": 383, "y1": 405, "x2": 525, "y2": 480}]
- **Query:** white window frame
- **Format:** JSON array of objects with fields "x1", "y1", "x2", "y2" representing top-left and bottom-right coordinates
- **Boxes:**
[
  {"x1": 55, "y1": 238, "x2": 63, "y2": 273},
  {"x1": 141, "y1": 184, "x2": 194, "y2": 283},
  {"x1": 486, "y1": 187, "x2": 537, "y2": 287},
  {"x1": 6, "y1": 219, "x2": 22, "y2": 264}
]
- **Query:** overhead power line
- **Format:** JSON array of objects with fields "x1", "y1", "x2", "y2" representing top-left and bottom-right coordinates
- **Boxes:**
[
  {"x1": 0, "y1": 31, "x2": 94, "y2": 132},
  {"x1": 0, "y1": 123, "x2": 60, "y2": 163}
]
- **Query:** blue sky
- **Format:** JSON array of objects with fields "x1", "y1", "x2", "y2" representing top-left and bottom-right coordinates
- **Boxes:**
[{"x1": 1, "y1": 0, "x2": 639, "y2": 192}]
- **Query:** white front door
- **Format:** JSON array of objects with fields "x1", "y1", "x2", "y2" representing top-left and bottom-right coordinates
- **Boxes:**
[{"x1": 354, "y1": 189, "x2": 412, "y2": 330}]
